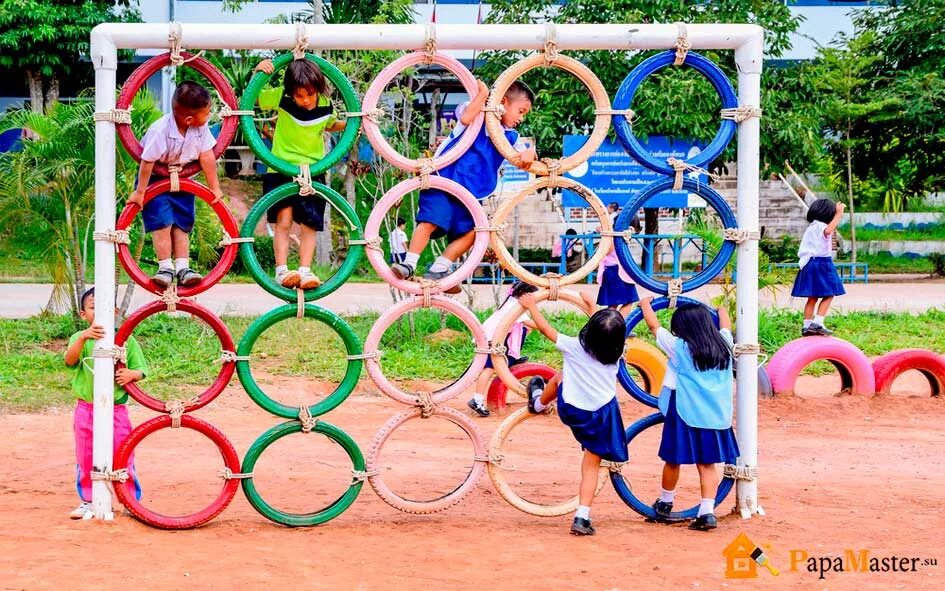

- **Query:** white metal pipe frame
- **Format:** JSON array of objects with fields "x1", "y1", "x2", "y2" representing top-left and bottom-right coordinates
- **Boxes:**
[{"x1": 90, "y1": 22, "x2": 764, "y2": 521}]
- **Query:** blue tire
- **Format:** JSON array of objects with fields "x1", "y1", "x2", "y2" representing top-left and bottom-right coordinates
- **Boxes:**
[
  {"x1": 613, "y1": 177, "x2": 737, "y2": 294},
  {"x1": 610, "y1": 412, "x2": 735, "y2": 521},
  {"x1": 613, "y1": 50, "x2": 737, "y2": 175}
]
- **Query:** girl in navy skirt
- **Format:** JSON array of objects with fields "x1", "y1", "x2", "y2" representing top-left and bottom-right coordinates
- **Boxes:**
[
  {"x1": 791, "y1": 198, "x2": 846, "y2": 337},
  {"x1": 520, "y1": 293, "x2": 628, "y2": 536},
  {"x1": 639, "y1": 297, "x2": 739, "y2": 531},
  {"x1": 596, "y1": 203, "x2": 641, "y2": 311}
]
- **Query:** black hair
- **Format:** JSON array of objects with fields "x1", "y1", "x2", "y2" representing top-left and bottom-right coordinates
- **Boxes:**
[
  {"x1": 579, "y1": 308, "x2": 626, "y2": 365},
  {"x1": 505, "y1": 80, "x2": 535, "y2": 104},
  {"x1": 172, "y1": 81, "x2": 211, "y2": 111},
  {"x1": 396, "y1": 217, "x2": 406, "y2": 226},
  {"x1": 806, "y1": 198, "x2": 837, "y2": 224},
  {"x1": 669, "y1": 303, "x2": 731, "y2": 372},
  {"x1": 565, "y1": 228, "x2": 577, "y2": 235},
  {"x1": 500, "y1": 280, "x2": 538, "y2": 309},
  {"x1": 80, "y1": 287, "x2": 95, "y2": 311},
  {"x1": 285, "y1": 59, "x2": 328, "y2": 96},
  {"x1": 608, "y1": 202, "x2": 619, "y2": 212}
]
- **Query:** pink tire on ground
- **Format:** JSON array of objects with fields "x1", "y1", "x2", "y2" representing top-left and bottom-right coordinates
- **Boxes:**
[
  {"x1": 872, "y1": 348, "x2": 945, "y2": 396},
  {"x1": 363, "y1": 176, "x2": 489, "y2": 295},
  {"x1": 366, "y1": 406, "x2": 487, "y2": 514},
  {"x1": 361, "y1": 52, "x2": 482, "y2": 173},
  {"x1": 767, "y1": 336, "x2": 875, "y2": 396},
  {"x1": 364, "y1": 294, "x2": 488, "y2": 405}
]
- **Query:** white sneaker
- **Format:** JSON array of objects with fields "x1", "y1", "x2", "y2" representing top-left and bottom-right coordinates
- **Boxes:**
[
  {"x1": 70, "y1": 502, "x2": 91, "y2": 520},
  {"x1": 298, "y1": 269, "x2": 322, "y2": 290},
  {"x1": 276, "y1": 268, "x2": 301, "y2": 288}
]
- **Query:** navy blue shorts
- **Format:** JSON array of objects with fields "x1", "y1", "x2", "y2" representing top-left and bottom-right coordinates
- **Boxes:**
[
  {"x1": 264, "y1": 172, "x2": 327, "y2": 230},
  {"x1": 416, "y1": 188, "x2": 477, "y2": 242},
  {"x1": 142, "y1": 188, "x2": 196, "y2": 234}
]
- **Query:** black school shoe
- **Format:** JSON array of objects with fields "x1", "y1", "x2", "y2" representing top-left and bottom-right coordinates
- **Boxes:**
[
  {"x1": 391, "y1": 262, "x2": 414, "y2": 280},
  {"x1": 152, "y1": 268, "x2": 175, "y2": 289},
  {"x1": 526, "y1": 376, "x2": 546, "y2": 414},
  {"x1": 688, "y1": 514, "x2": 718, "y2": 531},
  {"x1": 651, "y1": 499, "x2": 674, "y2": 521},
  {"x1": 802, "y1": 323, "x2": 832, "y2": 337},
  {"x1": 467, "y1": 398, "x2": 490, "y2": 417},
  {"x1": 570, "y1": 517, "x2": 596, "y2": 536},
  {"x1": 176, "y1": 268, "x2": 202, "y2": 287},
  {"x1": 422, "y1": 269, "x2": 462, "y2": 294}
]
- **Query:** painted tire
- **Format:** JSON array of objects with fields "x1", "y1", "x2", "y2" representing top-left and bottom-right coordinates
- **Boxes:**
[
  {"x1": 620, "y1": 338, "x2": 667, "y2": 405},
  {"x1": 366, "y1": 406, "x2": 486, "y2": 514},
  {"x1": 488, "y1": 406, "x2": 608, "y2": 517},
  {"x1": 364, "y1": 295, "x2": 488, "y2": 405},
  {"x1": 116, "y1": 52, "x2": 238, "y2": 177},
  {"x1": 240, "y1": 419, "x2": 364, "y2": 527},
  {"x1": 872, "y1": 348, "x2": 945, "y2": 396},
  {"x1": 363, "y1": 176, "x2": 488, "y2": 295},
  {"x1": 609, "y1": 412, "x2": 734, "y2": 521},
  {"x1": 116, "y1": 178, "x2": 239, "y2": 297},
  {"x1": 486, "y1": 53, "x2": 611, "y2": 175},
  {"x1": 758, "y1": 365, "x2": 773, "y2": 399},
  {"x1": 238, "y1": 181, "x2": 363, "y2": 302},
  {"x1": 618, "y1": 296, "x2": 716, "y2": 408},
  {"x1": 114, "y1": 414, "x2": 241, "y2": 529},
  {"x1": 362, "y1": 52, "x2": 482, "y2": 172},
  {"x1": 239, "y1": 52, "x2": 360, "y2": 176},
  {"x1": 614, "y1": 177, "x2": 737, "y2": 295},
  {"x1": 767, "y1": 336, "x2": 875, "y2": 396},
  {"x1": 490, "y1": 177, "x2": 611, "y2": 288},
  {"x1": 613, "y1": 50, "x2": 737, "y2": 175},
  {"x1": 490, "y1": 288, "x2": 590, "y2": 396},
  {"x1": 486, "y1": 362, "x2": 557, "y2": 413},
  {"x1": 236, "y1": 304, "x2": 362, "y2": 419},
  {"x1": 116, "y1": 299, "x2": 235, "y2": 414}
]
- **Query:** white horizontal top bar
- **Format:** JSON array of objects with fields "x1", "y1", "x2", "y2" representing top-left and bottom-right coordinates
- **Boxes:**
[{"x1": 91, "y1": 23, "x2": 762, "y2": 53}]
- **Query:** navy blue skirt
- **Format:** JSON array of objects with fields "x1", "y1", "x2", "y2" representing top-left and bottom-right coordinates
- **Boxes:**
[
  {"x1": 791, "y1": 257, "x2": 846, "y2": 298},
  {"x1": 596, "y1": 265, "x2": 640, "y2": 306},
  {"x1": 557, "y1": 387, "x2": 628, "y2": 463},
  {"x1": 659, "y1": 390, "x2": 739, "y2": 465}
]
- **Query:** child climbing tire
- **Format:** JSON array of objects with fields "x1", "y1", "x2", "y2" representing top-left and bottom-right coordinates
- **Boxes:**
[{"x1": 767, "y1": 336, "x2": 875, "y2": 396}]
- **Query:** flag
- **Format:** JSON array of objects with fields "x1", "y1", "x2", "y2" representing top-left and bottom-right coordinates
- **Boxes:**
[
  {"x1": 431, "y1": 0, "x2": 436, "y2": 23},
  {"x1": 476, "y1": 0, "x2": 483, "y2": 24}
]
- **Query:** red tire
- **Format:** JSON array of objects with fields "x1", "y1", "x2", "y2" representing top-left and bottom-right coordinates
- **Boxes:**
[
  {"x1": 116, "y1": 52, "x2": 238, "y2": 178},
  {"x1": 872, "y1": 348, "x2": 945, "y2": 396},
  {"x1": 486, "y1": 362, "x2": 557, "y2": 413},
  {"x1": 116, "y1": 178, "x2": 239, "y2": 297},
  {"x1": 116, "y1": 299, "x2": 236, "y2": 414},
  {"x1": 114, "y1": 414, "x2": 241, "y2": 529},
  {"x1": 767, "y1": 336, "x2": 875, "y2": 396}
]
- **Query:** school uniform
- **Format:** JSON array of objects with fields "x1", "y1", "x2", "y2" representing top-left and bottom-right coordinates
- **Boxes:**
[
  {"x1": 139, "y1": 113, "x2": 216, "y2": 233},
  {"x1": 481, "y1": 298, "x2": 529, "y2": 369},
  {"x1": 554, "y1": 334, "x2": 628, "y2": 463},
  {"x1": 791, "y1": 220, "x2": 846, "y2": 298},
  {"x1": 389, "y1": 228, "x2": 408, "y2": 264},
  {"x1": 417, "y1": 102, "x2": 529, "y2": 241},
  {"x1": 596, "y1": 247, "x2": 639, "y2": 306},
  {"x1": 655, "y1": 328, "x2": 740, "y2": 465}
]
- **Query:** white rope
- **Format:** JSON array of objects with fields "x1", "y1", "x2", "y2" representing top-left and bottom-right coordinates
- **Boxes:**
[
  {"x1": 161, "y1": 284, "x2": 180, "y2": 313},
  {"x1": 723, "y1": 464, "x2": 759, "y2": 481},
  {"x1": 167, "y1": 164, "x2": 182, "y2": 193},
  {"x1": 423, "y1": 23, "x2": 437, "y2": 63},
  {"x1": 543, "y1": 22, "x2": 559, "y2": 64},
  {"x1": 93, "y1": 108, "x2": 133, "y2": 125},
  {"x1": 667, "y1": 278, "x2": 683, "y2": 309},
  {"x1": 594, "y1": 108, "x2": 634, "y2": 122},
  {"x1": 667, "y1": 157, "x2": 721, "y2": 191},
  {"x1": 292, "y1": 22, "x2": 310, "y2": 60},
  {"x1": 723, "y1": 228, "x2": 761, "y2": 244},
  {"x1": 343, "y1": 108, "x2": 385, "y2": 123},
  {"x1": 294, "y1": 164, "x2": 316, "y2": 197},
  {"x1": 218, "y1": 234, "x2": 255, "y2": 247},
  {"x1": 351, "y1": 469, "x2": 380, "y2": 483},
  {"x1": 93, "y1": 230, "x2": 131, "y2": 245},
  {"x1": 346, "y1": 351, "x2": 381, "y2": 360},
  {"x1": 349, "y1": 237, "x2": 383, "y2": 251},
  {"x1": 674, "y1": 22, "x2": 690, "y2": 66},
  {"x1": 720, "y1": 106, "x2": 763, "y2": 123},
  {"x1": 299, "y1": 405, "x2": 318, "y2": 433},
  {"x1": 732, "y1": 343, "x2": 762, "y2": 357},
  {"x1": 92, "y1": 345, "x2": 127, "y2": 365},
  {"x1": 219, "y1": 350, "x2": 251, "y2": 363},
  {"x1": 219, "y1": 468, "x2": 254, "y2": 480},
  {"x1": 168, "y1": 22, "x2": 204, "y2": 66},
  {"x1": 91, "y1": 468, "x2": 129, "y2": 483}
]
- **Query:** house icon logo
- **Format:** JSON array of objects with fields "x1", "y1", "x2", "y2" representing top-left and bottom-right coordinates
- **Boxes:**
[{"x1": 723, "y1": 533, "x2": 780, "y2": 578}]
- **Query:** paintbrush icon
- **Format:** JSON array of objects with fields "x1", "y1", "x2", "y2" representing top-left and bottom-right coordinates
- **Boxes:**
[{"x1": 750, "y1": 547, "x2": 780, "y2": 576}]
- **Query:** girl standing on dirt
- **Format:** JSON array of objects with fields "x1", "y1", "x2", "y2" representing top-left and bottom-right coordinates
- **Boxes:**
[
  {"x1": 792, "y1": 198, "x2": 846, "y2": 337},
  {"x1": 639, "y1": 297, "x2": 739, "y2": 531},
  {"x1": 521, "y1": 294, "x2": 628, "y2": 536}
]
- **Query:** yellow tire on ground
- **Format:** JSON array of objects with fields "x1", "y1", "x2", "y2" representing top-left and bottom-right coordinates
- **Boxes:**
[{"x1": 623, "y1": 338, "x2": 667, "y2": 396}]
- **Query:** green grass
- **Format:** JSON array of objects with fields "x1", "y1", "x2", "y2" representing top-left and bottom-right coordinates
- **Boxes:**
[
  {"x1": 840, "y1": 224, "x2": 945, "y2": 242},
  {"x1": 838, "y1": 252, "x2": 934, "y2": 274}
]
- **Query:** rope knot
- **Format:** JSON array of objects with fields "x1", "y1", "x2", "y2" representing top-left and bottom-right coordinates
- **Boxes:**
[
  {"x1": 161, "y1": 284, "x2": 180, "y2": 313},
  {"x1": 219, "y1": 468, "x2": 254, "y2": 480},
  {"x1": 91, "y1": 468, "x2": 129, "y2": 483},
  {"x1": 722, "y1": 228, "x2": 761, "y2": 244},
  {"x1": 93, "y1": 107, "x2": 133, "y2": 125},
  {"x1": 543, "y1": 23, "x2": 560, "y2": 64},
  {"x1": 666, "y1": 157, "x2": 720, "y2": 191},
  {"x1": 720, "y1": 106, "x2": 763, "y2": 123},
  {"x1": 167, "y1": 164, "x2": 182, "y2": 193},
  {"x1": 732, "y1": 343, "x2": 762, "y2": 357},
  {"x1": 219, "y1": 350, "x2": 250, "y2": 364},
  {"x1": 93, "y1": 230, "x2": 131, "y2": 247},
  {"x1": 292, "y1": 23, "x2": 310, "y2": 60},
  {"x1": 723, "y1": 463, "x2": 759, "y2": 481},
  {"x1": 351, "y1": 468, "x2": 380, "y2": 483},
  {"x1": 92, "y1": 345, "x2": 127, "y2": 365},
  {"x1": 667, "y1": 278, "x2": 683, "y2": 308},
  {"x1": 423, "y1": 23, "x2": 437, "y2": 64},
  {"x1": 218, "y1": 234, "x2": 255, "y2": 248},
  {"x1": 542, "y1": 272, "x2": 562, "y2": 301},
  {"x1": 293, "y1": 164, "x2": 316, "y2": 196},
  {"x1": 416, "y1": 391, "x2": 436, "y2": 419},
  {"x1": 299, "y1": 405, "x2": 319, "y2": 433},
  {"x1": 674, "y1": 22, "x2": 691, "y2": 66}
]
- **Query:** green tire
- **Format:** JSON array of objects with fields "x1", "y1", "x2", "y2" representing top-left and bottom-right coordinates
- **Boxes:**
[
  {"x1": 239, "y1": 181, "x2": 364, "y2": 302},
  {"x1": 236, "y1": 303, "x2": 363, "y2": 418},
  {"x1": 241, "y1": 419, "x2": 365, "y2": 527},
  {"x1": 239, "y1": 52, "x2": 361, "y2": 176}
]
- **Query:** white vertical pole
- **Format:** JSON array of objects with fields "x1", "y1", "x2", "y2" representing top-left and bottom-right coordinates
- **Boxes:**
[
  {"x1": 91, "y1": 32, "x2": 118, "y2": 520},
  {"x1": 734, "y1": 30, "x2": 764, "y2": 519}
]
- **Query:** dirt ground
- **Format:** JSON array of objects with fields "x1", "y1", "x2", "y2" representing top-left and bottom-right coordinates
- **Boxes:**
[{"x1": 1, "y1": 370, "x2": 943, "y2": 591}]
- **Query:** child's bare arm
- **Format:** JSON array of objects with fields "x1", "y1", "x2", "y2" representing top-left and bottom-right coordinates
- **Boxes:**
[
  {"x1": 115, "y1": 368, "x2": 144, "y2": 387},
  {"x1": 824, "y1": 201, "x2": 846, "y2": 236},
  {"x1": 65, "y1": 325, "x2": 105, "y2": 367},
  {"x1": 460, "y1": 80, "x2": 490, "y2": 125},
  {"x1": 522, "y1": 319, "x2": 537, "y2": 330},
  {"x1": 198, "y1": 150, "x2": 224, "y2": 201},
  {"x1": 518, "y1": 293, "x2": 558, "y2": 343},
  {"x1": 639, "y1": 297, "x2": 661, "y2": 337},
  {"x1": 327, "y1": 120, "x2": 347, "y2": 133},
  {"x1": 718, "y1": 305, "x2": 732, "y2": 331},
  {"x1": 128, "y1": 161, "x2": 155, "y2": 207}
]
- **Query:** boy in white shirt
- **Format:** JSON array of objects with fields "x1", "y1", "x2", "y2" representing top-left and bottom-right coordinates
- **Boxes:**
[{"x1": 389, "y1": 217, "x2": 409, "y2": 264}]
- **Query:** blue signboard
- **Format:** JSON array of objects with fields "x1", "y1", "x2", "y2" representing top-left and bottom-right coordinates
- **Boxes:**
[{"x1": 562, "y1": 135, "x2": 706, "y2": 209}]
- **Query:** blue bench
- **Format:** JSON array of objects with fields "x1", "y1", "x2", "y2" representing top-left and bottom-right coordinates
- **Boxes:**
[{"x1": 769, "y1": 262, "x2": 869, "y2": 284}]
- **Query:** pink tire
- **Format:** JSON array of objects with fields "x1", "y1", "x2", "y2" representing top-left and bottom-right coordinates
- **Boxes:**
[
  {"x1": 361, "y1": 52, "x2": 482, "y2": 173},
  {"x1": 767, "y1": 336, "x2": 875, "y2": 396},
  {"x1": 364, "y1": 294, "x2": 488, "y2": 405},
  {"x1": 366, "y1": 406, "x2": 487, "y2": 514},
  {"x1": 364, "y1": 176, "x2": 489, "y2": 295},
  {"x1": 872, "y1": 348, "x2": 945, "y2": 396}
]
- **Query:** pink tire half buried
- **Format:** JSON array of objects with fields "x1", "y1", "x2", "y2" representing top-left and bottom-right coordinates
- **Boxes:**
[
  {"x1": 767, "y1": 336, "x2": 875, "y2": 396},
  {"x1": 364, "y1": 294, "x2": 488, "y2": 405},
  {"x1": 366, "y1": 406, "x2": 487, "y2": 514},
  {"x1": 872, "y1": 348, "x2": 945, "y2": 396},
  {"x1": 361, "y1": 52, "x2": 482, "y2": 173},
  {"x1": 364, "y1": 176, "x2": 489, "y2": 295}
]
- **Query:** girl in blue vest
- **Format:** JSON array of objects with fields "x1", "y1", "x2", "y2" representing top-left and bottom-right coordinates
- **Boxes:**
[
  {"x1": 521, "y1": 293, "x2": 629, "y2": 536},
  {"x1": 391, "y1": 80, "x2": 537, "y2": 294},
  {"x1": 639, "y1": 297, "x2": 739, "y2": 531}
]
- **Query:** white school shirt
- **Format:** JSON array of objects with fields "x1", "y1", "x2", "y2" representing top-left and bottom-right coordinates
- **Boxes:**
[
  {"x1": 655, "y1": 327, "x2": 734, "y2": 390},
  {"x1": 797, "y1": 220, "x2": 832, "y2": 269},
  {"x1": 555, "y1": 334, "x2": 619, "y2": 412},
  {"x1": 389, "y1": 228, "x2": 408, "y2": 255},
  {"x1": 436, "y1": 102, "x2": 530, "y2": 158},
  {"x1": 140, "y1": 113, "x2": 216, "y2": 166}
]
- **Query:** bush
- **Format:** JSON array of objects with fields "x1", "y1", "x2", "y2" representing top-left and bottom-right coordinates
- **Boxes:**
[
  {"x1": 226, "y1": 234, "x2": 275, "y2": 275},
  {"x1": 930, "y1": 252, "x2": 945, "y2": 277},
  {"x1": 760, "y1": 236, "x2": 799, "y2": 263}
]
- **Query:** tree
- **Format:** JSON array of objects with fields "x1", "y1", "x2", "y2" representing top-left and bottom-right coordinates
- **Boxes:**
[{"x1": 0, "y1": 0, "x2": 140, "y2": 113}]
